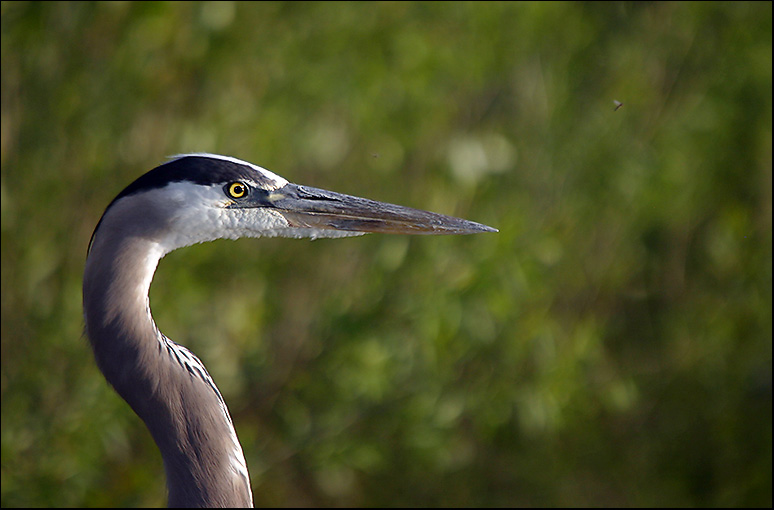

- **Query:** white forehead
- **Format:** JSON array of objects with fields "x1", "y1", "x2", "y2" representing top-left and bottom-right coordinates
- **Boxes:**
[
  {"x1": 168, "y1": 153, "x2": 289, "y2": 190},
  {"x1": 162, "y1": 180, "x2": 232, "y2": 207}
]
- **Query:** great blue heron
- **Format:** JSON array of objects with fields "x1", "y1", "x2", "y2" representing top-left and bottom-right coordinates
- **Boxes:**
[{"x1": 83, "y1": 154, "x2": 496, "y2": 507}]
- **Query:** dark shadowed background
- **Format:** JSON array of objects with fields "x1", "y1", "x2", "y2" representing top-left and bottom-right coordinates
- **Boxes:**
[{"x1": 1, "y1": 2, "x2": 771, "y2": 507}]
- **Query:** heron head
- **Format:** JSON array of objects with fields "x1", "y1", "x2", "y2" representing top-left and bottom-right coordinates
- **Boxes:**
[{"x1": 89, "y1": 154, "x2": 496, "y2": 257}]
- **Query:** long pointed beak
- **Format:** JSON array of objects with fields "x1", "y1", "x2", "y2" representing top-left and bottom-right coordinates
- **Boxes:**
[{"x1": 263, "y1": 183, "x2": 497, "y2": 235}]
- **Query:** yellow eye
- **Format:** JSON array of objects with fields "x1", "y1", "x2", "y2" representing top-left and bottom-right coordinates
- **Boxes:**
[{"x1": 227, "y1": 181, "x2": 247, "y2": 199}]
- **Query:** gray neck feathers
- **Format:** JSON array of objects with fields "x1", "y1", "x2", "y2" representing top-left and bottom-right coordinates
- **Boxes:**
[{"x1": 83, "y1": 199, "x2": 252, "y2": 507}]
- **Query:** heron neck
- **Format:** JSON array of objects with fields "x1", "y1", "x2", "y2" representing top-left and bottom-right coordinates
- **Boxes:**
[{"x1": 83, "y1": 228, "x2": 253, "y2": 507}]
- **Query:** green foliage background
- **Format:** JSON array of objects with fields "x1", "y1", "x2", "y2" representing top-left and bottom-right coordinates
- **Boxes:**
[{"x1": 1, "y1": 2, "x2": 771, "y2": 507}]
